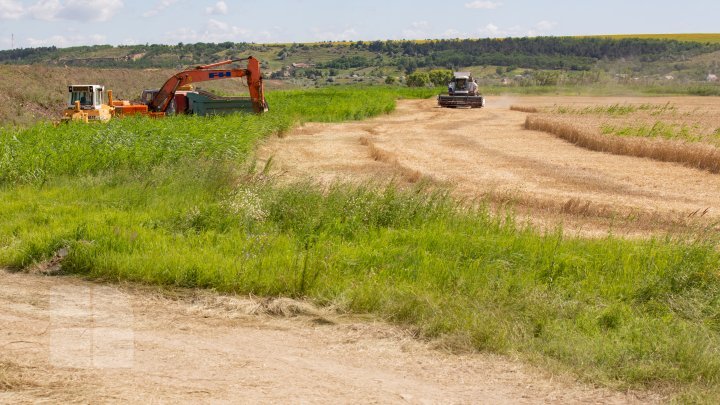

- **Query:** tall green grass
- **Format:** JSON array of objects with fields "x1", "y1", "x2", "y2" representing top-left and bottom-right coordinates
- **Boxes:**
[
  {"x1": 267, "y1": 85, "x2": 438, "y2": 122},
  {"x1": 0, "y1": 114, "x2": 290, "y2": 185},
  {"x1": 1, "y1": 85, "x2": 719, "y2": 400},
  {"x1": 0, "y1": 86, "x2": 436, "y2": 186}
]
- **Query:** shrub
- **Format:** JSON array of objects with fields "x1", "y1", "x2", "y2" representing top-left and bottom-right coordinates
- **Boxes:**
[
  {"x1": 406, "y1": 72, "x2": 430, "y2": 87},
  {"x1": 428, "y1": 69, "x2": 453, "y2": 86}
]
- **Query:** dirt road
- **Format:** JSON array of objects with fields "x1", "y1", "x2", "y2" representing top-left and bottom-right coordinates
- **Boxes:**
[
  {"x1": 0, "y1": 270, "x2": 653, "y2": 404},
  {"x1": 259, "y1": 96, "x2": 720, "y2": 235}
]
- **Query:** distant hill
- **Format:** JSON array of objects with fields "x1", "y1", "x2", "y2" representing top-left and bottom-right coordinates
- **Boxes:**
[
  {"x1": 588, "y1": 33, "x2": 720, "y2": 44},
  {"x1": 1, "y1": 36, "x2": 718, "y2": 74}
]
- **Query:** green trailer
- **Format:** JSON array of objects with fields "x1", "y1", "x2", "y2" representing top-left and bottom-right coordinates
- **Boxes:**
[{"x1": 185, "y1": 90, "x2": 259, "y2": 116}]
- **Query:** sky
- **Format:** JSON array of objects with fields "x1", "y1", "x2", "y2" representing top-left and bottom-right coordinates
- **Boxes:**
[{"x1": 0, "y1": 0, "x2": 718, "y2": 50}]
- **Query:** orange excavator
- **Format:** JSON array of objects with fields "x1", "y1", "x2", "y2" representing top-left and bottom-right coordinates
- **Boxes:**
[{"x1": 62, "y1": 56, "x2": 268, "y2": 122}]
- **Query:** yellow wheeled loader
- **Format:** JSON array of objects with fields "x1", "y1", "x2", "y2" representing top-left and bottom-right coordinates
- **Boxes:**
[{"x1": 61, "y1": 85, "x2": 114, "y2": 123}]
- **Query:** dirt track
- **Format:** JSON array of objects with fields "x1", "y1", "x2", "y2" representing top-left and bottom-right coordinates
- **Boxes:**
[
  {"x1": 0, "y1": 270, "x2": 653, "y2": 404},
  {"x1": 259, "y1": 96, "x2": 720, "y2": 235}
]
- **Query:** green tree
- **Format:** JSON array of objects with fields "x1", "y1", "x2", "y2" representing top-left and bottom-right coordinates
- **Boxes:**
[
  {"x1": 406, "y1": 71, "x2": 430, "y2": 87},
  {"x1": 385, "y1": 76, "x2": 397, "y2": 85},
  {"x1": 428, "y1": 69, "x2": 453, "y2": 86}
]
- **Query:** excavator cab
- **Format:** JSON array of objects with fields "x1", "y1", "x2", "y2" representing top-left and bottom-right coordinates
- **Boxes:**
[
  {"x1": 62, "y1": 85, "x2": 113, "y2": 122},
  {"x1": 67, "y1": 85, "x2": 104, "y2": 109}
]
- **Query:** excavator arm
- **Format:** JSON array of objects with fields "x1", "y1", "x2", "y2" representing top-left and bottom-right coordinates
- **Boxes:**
[{"x1": 149, "y1": 56, "x2": 267, "y2": 113}]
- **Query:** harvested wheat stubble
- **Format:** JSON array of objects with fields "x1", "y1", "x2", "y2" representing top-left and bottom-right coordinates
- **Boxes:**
[
  {"x1": 510, "y1": 105, "x2": 540, "y2": 113},
  {"x1": 260, "y1": 97, "x2": 720, "y2": 236},
  {"x1": 525, "y1": 115, "x2": 720, "y2": 174},
  {"x1": 359, "y1": 136, "x2": 423, "y2": 183}
]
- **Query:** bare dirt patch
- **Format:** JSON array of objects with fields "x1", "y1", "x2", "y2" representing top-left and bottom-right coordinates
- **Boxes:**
[
  {"x1": 258, "y1": 96, "x2": 720, "y2": 236},
  {"x1": 0, "y1": 270, "x2": 656, "y2": 403}
]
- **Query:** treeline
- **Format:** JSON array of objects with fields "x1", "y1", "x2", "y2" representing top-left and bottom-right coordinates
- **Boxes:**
[
  {"x1": 307, "y1": 37, "x2": 718, "y2": 72},
  {"x1": 0, "y1": 42, "x2": 267, "y2": 68},
  {"x1": 360, "y1": 37, "x2": 713, "y2": 60},
  {"x1": 383, "y1": 37, "x2": 716, "y2": 71},
  {"x1": 1, "y1": 36, "x2": 717, "y2": 72},
  {"x1": 0, "y1": 46, "x2": 58, "y2": 63},
  {"x1": 396, "y1": 52, "x2": 596, "y2": 72}
]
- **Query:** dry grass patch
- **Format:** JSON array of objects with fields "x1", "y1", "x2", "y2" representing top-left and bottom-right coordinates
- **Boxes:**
[
  {"x1": 525, "y1": 115, "x2": 720, "y2": 174},
  {"x1": 510, "y1": 105, "x2": 540, "y2": 113},
  {"x1": 359, "y1": 136, "x2": 424, "y2": 183},
  {"x1": 479, "y1": 190, "x2": 717, "y2": 235},
  {"x1": 0, "y1": 360, "x2": 34, "y2": 391}
]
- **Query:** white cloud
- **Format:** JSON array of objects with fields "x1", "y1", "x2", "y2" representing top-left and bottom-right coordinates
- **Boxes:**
[
  {"x1": 26, "y1": 0, "x2": 62, "y2": 21},
  {"x1": 535, "y1": 20, "x2": 557, "y2": 32},
  {"x1": 15, "y1": 0, "x2": 124, "y2": 22},
  {"x1": 206, "y1": 1, "x2": 228, "y2": 15},
  {"x1": 120, "y1": 37, "x2": 138, "y2": 45},
  {"x1": 57, "y1": 0, "x2": 124, "y2": 22},
  {"x1": 206, "y1": 18, "x2": 247, "y2": 36},
  {"x1": 310, "y1": 27, "x2": 358, "y2": 42},
  {"x1": 464, "y1": 1, "x2": 502, "y2": 9},
  {"x1": 164, "y1": 18, "x2": 275, "y2": 43},
  {"x1": 470, "y1": 20, "x2": 558, "y2": 38},
  {"x1": 526, "y1": 20, "x2": 558, "y2": 37},
  {"x1": 142, "y1": 0, "x2": 177, "y2": 18},
  {"x1": 26, "y1": 33, "x2": 107, "y2": 47},
  {"x1": 0, "y1": 0, "x2": 24, "y2": 19},
  {"x1": 401, "y1": 21, "x2": 431, "y2": 38},
  {"x1": 441, "y1": 28, "x2": 464, "y2": 38},
  {"x1": 482, "y1": 23, "x2": 500, "y2": 35}
]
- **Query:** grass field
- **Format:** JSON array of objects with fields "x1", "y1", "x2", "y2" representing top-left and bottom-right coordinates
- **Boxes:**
[{"x1": 2, "y1": 86, "x2": 720, "y2": 401}]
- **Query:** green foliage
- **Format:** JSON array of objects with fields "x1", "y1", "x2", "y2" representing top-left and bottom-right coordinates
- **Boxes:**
[
  {"x1": 318, "y1": 55, "x2": 371, "y2": 69},
  {"x1": 533, "y1": 70, "x2": 561, "y2": 86},
  {"x1": 384, "y1": 76, "x2": 397, "y2": 85},
  {"x1": 428, "y1": 69, "x2": 453, "y2": 86},
  {"x1": 406, "y1": 71, "x2": 430, "y2": 87}
]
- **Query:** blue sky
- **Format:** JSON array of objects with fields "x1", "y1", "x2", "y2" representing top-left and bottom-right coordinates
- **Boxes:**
[{"x1": 0, "y1": 0, "x2": 718, "y2": 50}]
